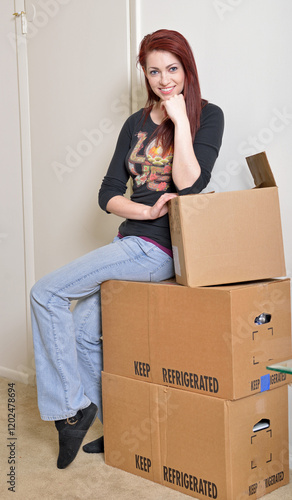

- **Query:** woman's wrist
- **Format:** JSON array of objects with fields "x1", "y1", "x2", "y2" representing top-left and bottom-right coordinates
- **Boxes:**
[
  {"x1": 173, "y1": 112, "x2": 191, "y2": 132},
  {"x1": 142, "y1": 205, "x2": 151, "y2": 220}
]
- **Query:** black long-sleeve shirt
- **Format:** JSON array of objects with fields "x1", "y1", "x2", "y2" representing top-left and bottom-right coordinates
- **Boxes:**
[{"x1": 99, "y1": 103, "x2": 224, "y2": 250}]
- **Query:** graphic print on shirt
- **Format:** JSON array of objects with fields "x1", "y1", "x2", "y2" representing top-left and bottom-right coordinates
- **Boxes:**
[{"x1": 128, "y1": 132, "x2": 173, "y2": 191}]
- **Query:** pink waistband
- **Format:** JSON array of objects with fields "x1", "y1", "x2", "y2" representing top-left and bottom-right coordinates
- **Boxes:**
[{"x1": 117, "y1": 233, "x2": 173, "y2": 258}]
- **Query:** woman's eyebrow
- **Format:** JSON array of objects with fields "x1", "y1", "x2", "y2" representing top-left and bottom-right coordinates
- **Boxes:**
[{"x1": 148, "y1": 62, "x2": 179, "y2": 70}]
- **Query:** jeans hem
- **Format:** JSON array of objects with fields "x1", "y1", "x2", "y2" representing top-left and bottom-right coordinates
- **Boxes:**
[{"x1": 40, "y1": 400, "x2": 92, "y2": 422}]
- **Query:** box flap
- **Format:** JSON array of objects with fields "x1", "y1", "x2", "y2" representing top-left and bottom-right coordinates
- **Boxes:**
[{"x1": 246, "y1": 152, "x2": 277, "y2": 188}]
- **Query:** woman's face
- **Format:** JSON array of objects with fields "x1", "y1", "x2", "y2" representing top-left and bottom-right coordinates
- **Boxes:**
[{"x1": 145, "y1": 50, "x2": 185, "y2": 101}]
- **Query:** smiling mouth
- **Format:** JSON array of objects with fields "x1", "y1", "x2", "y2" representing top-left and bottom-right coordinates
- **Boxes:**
[{"x1": 159, "y1": 87, "x2": 175, "y2": 94}]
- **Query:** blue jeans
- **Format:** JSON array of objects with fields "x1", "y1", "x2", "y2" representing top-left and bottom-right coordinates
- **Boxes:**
[{"x1": 30, "y1": 236, "x2": 174, "y2": 422}]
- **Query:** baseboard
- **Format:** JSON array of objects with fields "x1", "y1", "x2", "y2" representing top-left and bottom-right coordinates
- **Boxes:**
[{"x1": 0, "y1": 365, "x2": 35, "y2": 385}]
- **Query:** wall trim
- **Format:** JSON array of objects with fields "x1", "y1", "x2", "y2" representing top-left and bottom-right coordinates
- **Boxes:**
[
  {"x1": 129, "y1": 0, "x2": 146, "y2": 112},
  {"x1": 14, "y1": 0, "x2": 35, "y2": 365}
]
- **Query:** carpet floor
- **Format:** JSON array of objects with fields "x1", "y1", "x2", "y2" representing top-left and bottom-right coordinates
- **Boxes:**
[{"x1": 0, "y1": 377, "x2": 291, "y2": 500}]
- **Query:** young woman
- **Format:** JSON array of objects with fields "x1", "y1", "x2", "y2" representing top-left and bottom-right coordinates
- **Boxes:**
[{"x1": 30, "y1": 29, "x2": 224, "y2": 469}]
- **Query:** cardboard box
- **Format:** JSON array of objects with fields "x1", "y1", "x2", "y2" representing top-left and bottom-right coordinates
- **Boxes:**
[
  {"x1": 102, "y1": 278, "x2": 292, "y2": 400},
  {"x1": 103, "y1": 373, "x2": 290, "y2": 500},
  {"x1": 168, "y1": 152, "x2": 286, "y2": 287}
]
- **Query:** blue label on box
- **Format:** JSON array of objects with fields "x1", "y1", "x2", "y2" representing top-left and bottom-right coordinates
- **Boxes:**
[{"x1": 260, "y1": 374, "x2": 270, "y2": 392}]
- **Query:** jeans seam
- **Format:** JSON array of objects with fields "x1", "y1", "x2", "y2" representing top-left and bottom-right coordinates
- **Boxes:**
[
  {"x1": 149, "y1": 255, "x2": 173, "y2": 281},
  {"x1": 76, "y1": 298, "x2": 102, "y2": 380},
  {"x1": 76, "y1": 296, "x2": 100, "y2": 343},
  {"x1": 47, "y1": 254, "x2": 144, "y2": 305}
]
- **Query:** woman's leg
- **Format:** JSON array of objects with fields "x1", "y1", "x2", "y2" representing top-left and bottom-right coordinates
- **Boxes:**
[
  {"x1": 72, "y1": 292, "x2": 103, "y2": 421},
  {"x1": 30, "y1": 236, "x2": 174, "y2": 422}
]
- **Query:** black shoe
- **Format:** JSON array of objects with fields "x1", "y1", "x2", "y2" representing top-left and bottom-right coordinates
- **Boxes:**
[
  {"x1": 83, "y1": 435, "x2": 104, "y2": 454},
  {"x1": 55, "y1": 402, "x2": 97, "y2": 469}
]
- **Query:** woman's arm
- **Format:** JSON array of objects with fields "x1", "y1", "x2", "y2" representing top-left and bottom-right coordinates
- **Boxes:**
[
  {"x1": 162, "y1": 94, "x2": 201, "y2": 190},
  {"x1": 106, "y1": 192, "x2": 178, "y2": 220}
]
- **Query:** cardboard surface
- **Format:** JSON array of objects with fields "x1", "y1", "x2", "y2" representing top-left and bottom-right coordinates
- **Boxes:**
[
  {"x1": 102, "y1": 278, "x2": 292, "y2": 400},
  {"x1": 103, "y1": 373, "x2": 290, "y2": 500},
  {"x1": 168, "y1": 152, "x2": 286, "y2": 287}
]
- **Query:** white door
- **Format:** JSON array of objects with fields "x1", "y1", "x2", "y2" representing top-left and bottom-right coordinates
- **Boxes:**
[{"x1": 0, "y1": 0, "x2": 34, "y2": 382}]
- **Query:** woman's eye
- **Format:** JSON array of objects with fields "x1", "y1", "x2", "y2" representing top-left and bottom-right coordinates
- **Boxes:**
[
  {"x1": 169, "y1": 66, "x2": 178, "y2": 72},
  {"x1": 149, "y1": 70, "x2": 158, "y2": 76}
]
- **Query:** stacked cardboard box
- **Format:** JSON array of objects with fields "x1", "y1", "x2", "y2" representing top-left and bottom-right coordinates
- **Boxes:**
[
  {"x1": 102, "y1": 153, "x2": 291, "y2": 499},
  {"x1": 103, "y1": 373, "x2": 289, "y2": 500},
  {"x1": 168, "y1": 152, "x2": 286, "y2": 288}
]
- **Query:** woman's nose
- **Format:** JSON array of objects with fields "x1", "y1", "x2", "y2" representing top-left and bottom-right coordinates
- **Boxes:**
[{"x1": 159, "y1": 71, "x2": 170, "y2": 86}]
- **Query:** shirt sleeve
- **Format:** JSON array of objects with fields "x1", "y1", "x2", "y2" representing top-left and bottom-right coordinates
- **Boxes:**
[
  {"x1": 98, "y1": 117, "x2": 133, "y2": 212},
  {"x1": 177, "y1": 103, "x2": 224, "y2": 196}
]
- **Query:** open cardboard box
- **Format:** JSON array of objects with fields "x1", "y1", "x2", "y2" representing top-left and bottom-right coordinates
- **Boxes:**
[
  {"x1": 102, "y1": 278, "x2": 292, "y2": 400},
  {"x1": 168, "y1": 152, "x2": 286, "y2": 287},
  {"x1": 103, "y1": 373, "x2": 289, "y2": 500}
]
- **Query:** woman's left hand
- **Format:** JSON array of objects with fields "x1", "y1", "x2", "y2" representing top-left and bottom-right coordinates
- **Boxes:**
[{"x1": 161, "y1": 94, "x2": 187, "y2": 125}]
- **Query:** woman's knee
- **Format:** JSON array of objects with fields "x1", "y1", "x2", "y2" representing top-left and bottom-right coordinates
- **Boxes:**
[{"x1": 30, "y1": 275, "x2": 51, "y2": 306}]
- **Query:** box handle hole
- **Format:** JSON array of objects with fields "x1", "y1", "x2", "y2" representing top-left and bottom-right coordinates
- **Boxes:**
[
  {"x1": 254, "y1": 313, "x2": 271, "y2": 325},
  {"x1": 253, "y1": 418, "x2": 270, "y2": 433}
]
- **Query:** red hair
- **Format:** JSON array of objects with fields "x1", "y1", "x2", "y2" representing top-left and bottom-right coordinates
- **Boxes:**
[{"x1": 138, "y1": 29, "x2": 206, "y2": 152}]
